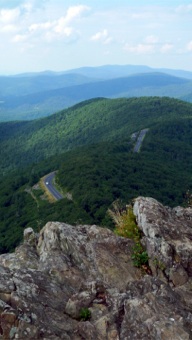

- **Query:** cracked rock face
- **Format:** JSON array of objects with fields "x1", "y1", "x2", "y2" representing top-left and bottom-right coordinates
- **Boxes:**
[
  {"x1": 133, "y1": 197, "x2": 192, "y2": 285},
  {"x1": 0, "y1": 197, "x2": 192, "y2": 339}
]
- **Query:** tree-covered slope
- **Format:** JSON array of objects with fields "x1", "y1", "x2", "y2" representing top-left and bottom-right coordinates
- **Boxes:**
[
  {"x1": 1, "y1": 96, "x2": 192, "y2": 174},
  {"x1": 1, "y1": 113, "x2": 192, "y2": 252},
  {"x1": 56, "y1": 118, "x2": 192, "y2": 215}
]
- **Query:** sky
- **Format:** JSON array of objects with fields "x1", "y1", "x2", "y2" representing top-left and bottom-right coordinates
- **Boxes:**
[{"x1": 0, "y1": 0, "x2": 192, "y2": 74}]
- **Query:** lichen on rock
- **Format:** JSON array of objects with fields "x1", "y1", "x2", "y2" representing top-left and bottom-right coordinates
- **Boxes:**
[{"x1": 0, "y1": 197, "x2": 191, "y2": 339}]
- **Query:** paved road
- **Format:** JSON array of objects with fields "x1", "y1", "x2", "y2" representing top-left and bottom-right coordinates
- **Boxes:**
[
  {"x1": 43, "y1": 172, "x2": 63, "y2": 200},
  {"x1": 133, "y1": 128, "x2": 149, "y2": 153}
]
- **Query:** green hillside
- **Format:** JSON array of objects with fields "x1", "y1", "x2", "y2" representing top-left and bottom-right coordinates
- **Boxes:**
[
  {"x1": 1, "y1": 96, "x2": 192, "y2": 252},
  {"x1": 1, "y1": 96, "x2": 192, "y2": 174},
  {"x1": 1, "y1": 117, "x2": 192, "y2": 252},
  {"x1": 56, "y1": 117, "x2": 192, "y2": 213}
]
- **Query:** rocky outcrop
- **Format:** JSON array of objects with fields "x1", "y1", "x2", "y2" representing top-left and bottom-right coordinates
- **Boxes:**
[
  {"x1": 134, "y1": 197, "x2": 192, "y2": 286},
  {"x1": 0, "y1": 197, "x2": 191, "y2": 339}
]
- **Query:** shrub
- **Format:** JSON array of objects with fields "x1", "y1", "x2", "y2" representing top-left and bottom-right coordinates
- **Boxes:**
[
  {"x1": 108, "y1": 201, "x2": 141, "y2": 242},
  {"x1": 108, "y1": 200, "x2": 149, "y2": 268},
  {"x1": 79, "y1": 307, "x2": 91, "y2": 321},
  {"x1": 153, "y1": 257, "x2": 166, "y2": 271},
  {"x1": 131, "y1": 243, "x2": 149, "y2": 267}
]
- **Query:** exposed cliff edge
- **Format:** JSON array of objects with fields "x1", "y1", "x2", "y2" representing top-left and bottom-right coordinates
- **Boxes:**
[{"x1": 0, "y1": 197, "x2": 191, "y2": 339}]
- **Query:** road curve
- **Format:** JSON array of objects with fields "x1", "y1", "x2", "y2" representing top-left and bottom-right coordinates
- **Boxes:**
[
  {"x1": 43, "y1": 171, "x2": 63, "y2": 200},
  {"x1": 133, "y1": 128, "x2": 149, "y2": 153}
]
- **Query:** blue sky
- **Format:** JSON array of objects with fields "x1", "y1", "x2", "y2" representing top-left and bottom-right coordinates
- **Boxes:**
[{"x1": 0, "y1": 0, "x2": 192, "y2": 74}]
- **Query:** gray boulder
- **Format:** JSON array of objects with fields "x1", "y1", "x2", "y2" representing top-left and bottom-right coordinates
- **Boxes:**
[{"x1": 0, "y1": 197, "x2": 191, "y2": 339}]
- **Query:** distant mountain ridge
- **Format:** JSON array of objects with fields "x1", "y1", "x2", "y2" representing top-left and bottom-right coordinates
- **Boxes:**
[
  {"x1": 63, "y1": 64, "x2": 192, "y2": 80},
  {"x1": 0, "y1": 73, "x2": 95, "y2": 97},
  {"x1": 5, "y1": 64, "x2": 192, "y2": 80},
  {"x1": 4, "y1": 72, "x2": 189, "y2": 106},
  {"x1": 0, "y1": 69, "x2": 192, "y2": 121}
]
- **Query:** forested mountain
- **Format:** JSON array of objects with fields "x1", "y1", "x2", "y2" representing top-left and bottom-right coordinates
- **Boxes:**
[
  {"x1": 1, "y1": 96, "x2": 192, "y2": 252},
  {"x1": 0, "y1": 70, "x2": 192, "y2": 121},
  {"x1": 1, "y1": 96, "x2": 192, "y2": 174}
]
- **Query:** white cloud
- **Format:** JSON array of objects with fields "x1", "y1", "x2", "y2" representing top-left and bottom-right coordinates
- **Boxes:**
[
  {"x1": 91, "y1": 29, "x2": 108, "y2": 41},
  {"x1": 160, "y1": 43, "x2": 173, "y2": 53},
  {"x1": 124, "y1": 43, "x2": 155, "y2": 54},
  {"x1": 51, "y1": 5, "x2": 90, "y2": 35},
  {"x1": 144, "y1": 35, "x2": 159, "y2": 44},
  {"x1": 91, "y1": 29, "x2": 113, "y2": 45},
  {"x1": 12, "y1": 33, "x2": 28, "y2": 42},
  {"x1": 124, "y1": 35, "x2": 158, "y2": 54},
  {"x1": 0, "y1": 8, "x2": 21, "y2": 34},
  {"x1": 44, "y1": 26, "x2": 77, "y2": 43},
  {"x1": 0, "y1": 24, "x2": 18, "y2": 32},
  {"x1": 64, "y1": 5, "x2": 90, "y2": 24},
  {"x1": 54, "y1": 18, "x2": 72, "y2": 35},
  {"x1": 12, "y1": 4, "x2": 90, "y2": 44},
  {"x1": 0, "y1": 8, "x2": 20, "y2": 23},
  {"x1": 0, "y1": 2, "x2": 192, "y2": 73},
  {"x1": 29, "y1": 21, "x2": 53, "y2": 32},
  {"x1": 54, "y1": 25, "x2": 73, "y2": 36}
]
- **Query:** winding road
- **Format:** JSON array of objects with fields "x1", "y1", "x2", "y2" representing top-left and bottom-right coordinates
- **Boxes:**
[
  {"x1": 43, "y1": 172, "x2": 63, "y2": 200},
  {"x1": 44, "y1": 129, "x2": 148, "y2": 200},
  {"x1": 133, "y1": 128, "x2": 149, "y2": 153}
]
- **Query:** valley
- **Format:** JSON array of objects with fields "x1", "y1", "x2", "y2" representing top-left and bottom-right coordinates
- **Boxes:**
[
  {"x1": 1, "y1": 92, "x2": 192, "y2": 252},
  {"x1": 0, "y1": 1, "x2": 192, "y2": 337}
]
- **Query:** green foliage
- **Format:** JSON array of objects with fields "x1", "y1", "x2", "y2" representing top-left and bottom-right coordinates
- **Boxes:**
[
  {"x1": 56, "y1": 131, "x2": 191, "y2": 223},
  {"x1": 131, "y1": 243, "x2": 149, "y2": 268},
  {"x1": 109, "y1": 202, "x2": 140, "y2": 241},
  {"x1": 79, "y1": 308, "x2": 91, "y2": 321},
  {"x1": 108, "y1": 201, "x2": 149, "y2": 268},
  {"x1": 152, "y1": 258, "x2": 166, "y2": 271},
  {"x1": 0, "y1": 164, "x2": 94, "y2": 253},
  {"x1": 1, "y1": 97, "x2": 192, "y2": 252},
  {"x1": 1, "y1": 97, "x2": 192, "y2": 174}
]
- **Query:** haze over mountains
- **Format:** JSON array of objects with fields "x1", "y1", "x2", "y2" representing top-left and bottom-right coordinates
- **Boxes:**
[
  {"x1": 16, "y1": 64, "x2": 192, "y2": 80},
  {"x1": 1, "y1": 65, "x2": 192, "y2": 251},
  {"x1": 1, "y1": 64, "x2": 192, "y2": 121}
]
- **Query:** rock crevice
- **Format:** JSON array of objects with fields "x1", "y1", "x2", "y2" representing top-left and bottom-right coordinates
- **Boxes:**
[{"x1": 0, "y1": 197, "x2": 191, "y2": 339}]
